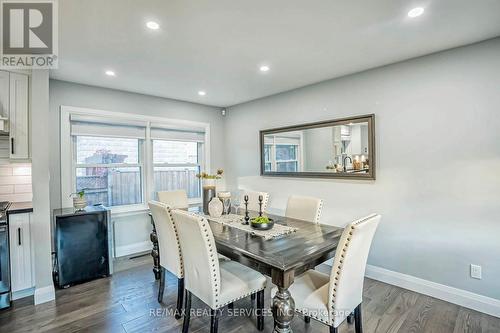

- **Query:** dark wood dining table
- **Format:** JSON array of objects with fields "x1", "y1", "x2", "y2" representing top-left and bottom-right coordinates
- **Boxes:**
[{"x1": 150, "y1": 206, "x2": 343, "y2": 333}]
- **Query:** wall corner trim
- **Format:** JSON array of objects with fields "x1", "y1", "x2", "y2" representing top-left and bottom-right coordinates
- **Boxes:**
[
  {"x1": 34, "y1": 285, "x2": 55, "y2": 305},
  {"x1": 365, "y1": 264, "x2": 500, "y2": 318}
]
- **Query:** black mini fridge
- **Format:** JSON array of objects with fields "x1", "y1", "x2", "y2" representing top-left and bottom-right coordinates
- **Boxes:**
[{"x1": 52, "y1": 205, "x2": 112, "y2": 288}]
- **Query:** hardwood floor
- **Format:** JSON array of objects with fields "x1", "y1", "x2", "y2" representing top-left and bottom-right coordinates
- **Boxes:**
[{"x1": 1, "y1": 257, "x2": 499, "y2": 333}]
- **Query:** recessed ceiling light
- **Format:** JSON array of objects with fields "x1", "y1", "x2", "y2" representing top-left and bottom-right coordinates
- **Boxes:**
[
  {"x1": 105, "y1": 70, "x2": 116, "y2": 76},
  {"x1": 198, "y1": 91, "x2": 206, "y2": 96},
  {"x1": 146, "y1": 21, "x2": 160, "y2": 30},
  {"x1": 408, "y1": 7, "x2": 424, "y2": 18},
  {"x1": 260, "y1": 65, "x2": 270, "y2": 72}
]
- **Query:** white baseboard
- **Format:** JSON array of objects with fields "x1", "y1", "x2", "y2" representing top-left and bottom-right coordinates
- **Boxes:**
[
  {"x1": 365, "y1": 264, "x2": 500, "y2": 318},
  {"x1": 12, "y1": 287, "x2": 35, "y2": 300},
  {"x1": 115, "y1": 240, "x2": 152, "y2": 258},
  {"x1": 34, "y1": 285, "x2": 55, "y2": 305}
]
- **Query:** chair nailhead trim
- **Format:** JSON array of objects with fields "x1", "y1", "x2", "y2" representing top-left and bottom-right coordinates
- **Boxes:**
[
  {"x1": 328, "y1": 215, "x2": 376, "y2": 324},
  {"x1": 329, "y1": 224, "x2": 356, "y2": 325},
  {"x1": 315, "y1": 200, "x2": 324, "y2": 224},
  {"x1": 179, "y1": 210, "x2": 268, "y2": 311},
  {"x1": 159, "y1": 204, "x2": 184, "y2": 278},
  {"x1": 188, "y1": 212, "x2": 221, "y2": 307},
  {"x1": 215, "y1": 288, "x2": 265, "y2": 309}
]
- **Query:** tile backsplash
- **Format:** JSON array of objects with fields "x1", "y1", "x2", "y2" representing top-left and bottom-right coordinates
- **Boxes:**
[{"x1": 0, "y1": 163, "x2": 32, "y2": 202}]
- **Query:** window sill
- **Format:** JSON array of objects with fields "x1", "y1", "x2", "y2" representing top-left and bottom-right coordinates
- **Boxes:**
[
  {"x1": 106, "y1": 198, "x2": 202, "y2": 217},
  {"x1": 111, "y1": 204, "x2": 149, "y2": 217}
]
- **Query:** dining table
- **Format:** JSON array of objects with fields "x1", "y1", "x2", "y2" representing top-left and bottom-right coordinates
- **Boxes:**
[{"x1": 149, "y1": 205, "x2": 343, "y2": 333}]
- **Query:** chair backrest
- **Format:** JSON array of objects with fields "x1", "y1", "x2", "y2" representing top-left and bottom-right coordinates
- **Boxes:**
[
  {"x1": 285, "y1": 195, "x2": 323, "y2": 223},
  {"x1": 148, "y1": 201, "x2": 183, "y2": 278},
  {"x1": 328, "y1": 214, "x2": 380, "y2": 328},
  {"x1": 172, "y1": 209, "x2": 221, "y2": 309},
  {"x1": 241, "y1": 190, "x2": 269, "y2": 212},
  {"x1": 158, "y1": 190, "x2": 189, "y2": 209}
]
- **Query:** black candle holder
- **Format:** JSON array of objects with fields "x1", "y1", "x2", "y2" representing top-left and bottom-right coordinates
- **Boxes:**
[
  {"x1": 258, "y1": 195, "x2": 263, "y2": 217},
  {"x1": 243, "y1": 195, "x2": 250, "y2": 225}
]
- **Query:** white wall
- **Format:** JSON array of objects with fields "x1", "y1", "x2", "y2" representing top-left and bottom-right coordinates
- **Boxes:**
[
  {"x1": 0, "y1": 163, "x2": 32, "y2": 202},
  {"x1": 49, "y1": 80, "x2": 225, "y2": 256},
  {"x1": 303, "y1": 127, "x2": 333, "y2": 171},
  {"x1": 225, "y1": 38, "x2": 500, "y2": 300},
  {"x1": 31, "y1": 70, "x2": 54, "y2": 304}
]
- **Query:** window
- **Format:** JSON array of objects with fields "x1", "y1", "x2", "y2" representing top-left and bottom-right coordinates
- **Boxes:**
[
  {"x1": 153, "y1": 140, "x2": 202, "y2": 200},
  {"x1": 75, "y1": 136, "x2": 143, "y2": 207},
  {"x1": 275, "y1": 144, "x2": 298, "y2": 172},
  {"x1": 63, "y1": 108, "x2": 209, "y2": 210},
  {"x1": 264, "y1": 135, "x2": 301, "y2": 172}
]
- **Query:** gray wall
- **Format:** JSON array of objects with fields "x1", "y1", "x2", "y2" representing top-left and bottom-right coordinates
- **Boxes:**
[
  {"x1": 49, "y1": 80, "x2": 225, "y2": 211},
  {"x1": 49, "y1": 80, "x2": 225, "y2": 253},
  {"x1": 225, "y1": 38, "x2": 500, "y2": 299}
]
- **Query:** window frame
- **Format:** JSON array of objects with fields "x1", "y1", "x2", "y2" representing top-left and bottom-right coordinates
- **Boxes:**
[
  {"x1": 151, "y1": 139, "x2": 204, "y2": 204},
  {"x1": 72, "y1": 136, "x2": 146, "y2": 209},
  {"x1": 263, "y1": 136, "x2": 303, "y2": 173},
  {"x1": 61, "y1": 106, "x2": 211, "y2": 214}
]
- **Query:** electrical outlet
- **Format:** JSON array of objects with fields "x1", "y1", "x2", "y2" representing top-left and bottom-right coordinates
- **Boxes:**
[{"x1": 470, "y1": 264, "x2": 482, "y2": 279}]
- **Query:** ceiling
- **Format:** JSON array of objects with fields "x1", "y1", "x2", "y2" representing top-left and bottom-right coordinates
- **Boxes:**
[{"x1": 51, "y1": 0, "x2": 500, "y2": 107}]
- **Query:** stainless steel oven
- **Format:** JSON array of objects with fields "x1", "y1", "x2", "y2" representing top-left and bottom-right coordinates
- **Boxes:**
[{"x1": 0, "y1": 220, "x2": 10, "y2": 309}]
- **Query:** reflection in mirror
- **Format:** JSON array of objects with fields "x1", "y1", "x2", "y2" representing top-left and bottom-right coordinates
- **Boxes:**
[{"x1": 261, "y1": 115, "x2": 375, "y2": 179}]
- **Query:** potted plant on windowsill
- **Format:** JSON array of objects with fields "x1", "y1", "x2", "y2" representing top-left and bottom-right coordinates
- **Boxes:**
[
  {"x1": 70, "y1": 189, "x2": 87, "y2": 211},
  {"x1": 196, "y1": 169, "x2": 223, "y2": 214}
]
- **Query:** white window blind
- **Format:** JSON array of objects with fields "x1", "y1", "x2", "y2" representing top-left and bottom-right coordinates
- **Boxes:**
[
  {"x1": 150, "y1": 126, "x2": 205, "y2": 142},
  {"x1": 70, "y1": 115, "x2": 147, "y2": 139},
  {"x1": 264, "y1": 135, "x2": 300, "y2": 145}
]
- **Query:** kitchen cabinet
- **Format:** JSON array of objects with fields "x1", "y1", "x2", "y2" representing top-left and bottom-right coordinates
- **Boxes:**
[
  {"x1": 350, "y1": 125, "x2": 362, "y2": 155},
  {"x1": 0, "y1": 71, "x2": 9, "y2": 125},
  {"x1": 9, "y1": 73, "x2": 29, "y2": 159},
  {"x1": 9, "y1": 213, "x2": 34, "y2": 296},
  {"x1": 0, "y1": 71, "x2": 30, "y2": 160}
]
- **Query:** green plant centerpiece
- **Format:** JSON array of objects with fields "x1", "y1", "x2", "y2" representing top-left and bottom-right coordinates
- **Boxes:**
[
  {"x1": 250, "y1": 215, "x2": 274, "y2": 230},
  {"x1": 196, "y1": 169, "x2": 224, "y2": 180},
  {"x1": 72, "y1": 190, "x2": 85, "y2": 199}
]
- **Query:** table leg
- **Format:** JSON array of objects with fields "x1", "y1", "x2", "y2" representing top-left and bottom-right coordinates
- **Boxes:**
[
  {"x1": 272, "y1": 270, "x2": 295, "y2": 333},
  {"x1": 150, "y1": 216, "x2": 161, "y2": 280}
]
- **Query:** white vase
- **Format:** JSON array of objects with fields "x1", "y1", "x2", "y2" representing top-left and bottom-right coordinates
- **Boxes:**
[
  {"x1": 208, "y1": 197, "x2": 223, "y2": 218},
  {"x1": 73, "y1": 197, "x2": 87, "y2": 211}
]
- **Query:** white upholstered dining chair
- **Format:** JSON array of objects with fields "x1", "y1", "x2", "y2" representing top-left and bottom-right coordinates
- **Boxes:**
[
  {"x1": 241, "y1": 190, "x2": 270, "y2": 212},
  {"x1": 172, "y1": 209, "x2": 267, "y2": 333},
  {"x1": 158, "y1": 190, "x2": 189, "y2": 209},
  {"x1": 148, "y1": 201, "x2": 184, "y2": 319},
  {"x1": 285, "y1": 195, "x2": 323, "y2": 223},
  {"x1": 272, "y1": 214, "x2": 380, "y2": 333}
]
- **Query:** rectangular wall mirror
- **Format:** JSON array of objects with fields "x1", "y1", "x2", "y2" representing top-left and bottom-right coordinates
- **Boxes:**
[{"x1": 260, "y1": 114, "x2": 375, "y2": 180}]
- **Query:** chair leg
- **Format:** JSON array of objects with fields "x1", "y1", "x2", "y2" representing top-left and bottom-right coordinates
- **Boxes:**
[
  {"x1": 157, "y1": 267, "x2": 165, "y2": 303},
  {"x1": 256, "y1": 290, "x2": 264, "y2": 331},
  {"x1": 175, "y1": 278, "x2": 184, "y2": 319},
  {"x1": 354, "y1": 303, "x2": 363, "y2": 333},
  {"x1": 182, "y1": 290, "x2": 191, "y2": 333},
  {"x1": 347, "y1": 312, "x2": 354, "y2": 324},
  {"x1": 330, "y1": 326, "x2": 338, "y2": 333},
  {"x1": 210, "y1": 309, "x2": 220, "y2": 333},
  {"x1": 304, "y1": 316, "x2": 311, "y2": 323}
]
